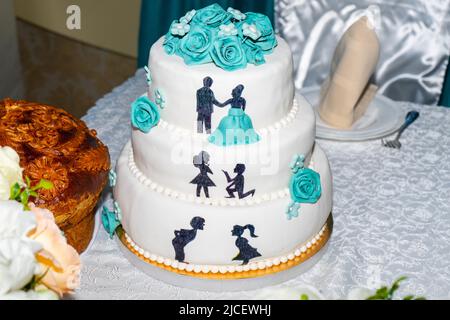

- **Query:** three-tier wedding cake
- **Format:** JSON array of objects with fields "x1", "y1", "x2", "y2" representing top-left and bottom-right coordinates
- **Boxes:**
[{"x1": 113, "y1": 4, "x2": 333, "y2": 280}]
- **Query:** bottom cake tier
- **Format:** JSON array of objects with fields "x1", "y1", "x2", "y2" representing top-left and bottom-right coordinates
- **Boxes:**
[{"x1": 113, "y1": 141, "x2": 332, "y2": 278}]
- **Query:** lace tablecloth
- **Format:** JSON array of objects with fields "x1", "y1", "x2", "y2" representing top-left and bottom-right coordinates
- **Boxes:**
[{"x1": 75, "y1": 70, "x2": 450, "y2": 300}]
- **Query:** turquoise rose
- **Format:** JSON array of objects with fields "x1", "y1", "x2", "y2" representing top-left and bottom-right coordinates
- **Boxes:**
[
  {"x1": 131, "y1": 96, "x2": 160, "y2": 133},
  {"x1": 163, "y1": 35, "x2": 180, "y2": 55},
  {"x1": 192, "y1": 3, "x2": 232, "y2": 29},
  {"x1": 289, "y1": 168, "x2": 322, "y2": 204},
  {"x1": 241, "y1": 12, "x2": 277, "y2": 53},
  {"x1": 101, "y1": 206, "x2": 121, "y2": 239},
  {"x1": 210, "y1": 35, "x2": 247, "y2": 71},
  {"x1": 178, "y1": 25, "x2": 215, "y2": 65},
  {"x1": 243, "y1": 41, "x2": 266, "y2": 66}
]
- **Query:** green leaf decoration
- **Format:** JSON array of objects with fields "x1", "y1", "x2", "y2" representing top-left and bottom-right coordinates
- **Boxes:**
[
  {"x1": 366, "y1": 276, "x2": 426, "y2": 300},
  {"x1": 29, "y1": 191, "x2": 38, "y2": 198},
  {"x1": 20, "y1": 191, "x2": 30, "y2": 211},
  {"x1": 32, "y1": 179, "x2": 54, "y2": 191},
  {"x1": 9, "y1": 177, "x2": 54, "y2": 211},
  {"x1": 9, "y1": 182, "x2": 21, "y2": 200}
]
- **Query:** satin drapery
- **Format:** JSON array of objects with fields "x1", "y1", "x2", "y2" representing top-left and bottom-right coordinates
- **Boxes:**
[{"x1": 276, "y1": 0, "x2": 450, "y2": 105}]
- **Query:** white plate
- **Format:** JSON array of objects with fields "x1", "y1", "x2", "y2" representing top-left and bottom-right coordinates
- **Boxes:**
[{"x1": 300, "y1": 87, "x2": 404, "y2": 141}]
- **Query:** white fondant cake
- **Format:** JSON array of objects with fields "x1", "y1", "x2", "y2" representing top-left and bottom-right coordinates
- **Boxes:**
[{"x1": 113, "y1": 4, "x2": 333, "y2": 279}]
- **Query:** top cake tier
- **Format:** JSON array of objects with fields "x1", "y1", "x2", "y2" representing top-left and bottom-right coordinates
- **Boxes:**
[{"x1": 147, "y1": 35, "x2": 295, "y2": 130}]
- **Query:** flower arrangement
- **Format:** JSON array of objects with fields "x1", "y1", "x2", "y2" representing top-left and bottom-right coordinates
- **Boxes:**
[
  {"x1": 0, "y1": 146, "x2": 80, "y2": 300},
  {"x1": 163, "y1": 4, "x2": 278, "y2": 71},
  {"x1": 255, "y1": 277, "x2": 426, "y2": 300}
]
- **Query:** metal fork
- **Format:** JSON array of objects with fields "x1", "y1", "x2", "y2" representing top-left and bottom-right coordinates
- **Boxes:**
[{"x1": 382, "y1": 111, "x2": 420, "y2": 149}]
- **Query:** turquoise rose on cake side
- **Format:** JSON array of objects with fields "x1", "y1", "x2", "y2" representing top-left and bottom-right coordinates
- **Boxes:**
[
  {"x1": 178, "y1": 25, "x2": 216, "y2": 65},
  {"x1": 192, "y1": 3, "x2": 232, "y2": 29},
  {"x1": 210, "y1": 35, "x2": 247, "y2": 71},
  {"x1": 289, "y1": 168, "x2": 322, "y2": 204},
  {"x1": 131, "y1": 96, "x2": 160, "y2": 133}
]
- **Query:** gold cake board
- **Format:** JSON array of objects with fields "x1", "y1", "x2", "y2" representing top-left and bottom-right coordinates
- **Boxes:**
[{"x1": 116, "y1": 214, "x2": 333, "y2": 291}]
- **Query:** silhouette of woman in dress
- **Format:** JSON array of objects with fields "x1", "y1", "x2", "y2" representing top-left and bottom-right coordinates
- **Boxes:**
[
  {"x1": 190, "y1": 151, "x2": 215, "y2": 198},
  {"x1": 208, "y1": 85, "x2": 260, "y2": 146},
  {"x1": 223, "y1": 164, "x2": 255, "y2": 199},
  {"x1": 172, "y1": 217, "x2": 205, "y2": 263},
  {"x1": 231, "y1": 224, "x2": 261, "y2": 265}
]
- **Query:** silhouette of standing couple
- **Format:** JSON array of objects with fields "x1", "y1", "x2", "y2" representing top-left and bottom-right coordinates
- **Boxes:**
[{"x1": 196, "y1": 77, "x2": 260, "y2": 146}]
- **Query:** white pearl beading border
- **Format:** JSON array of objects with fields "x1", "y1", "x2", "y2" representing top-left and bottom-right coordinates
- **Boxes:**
[
  {"x1": 156, "y1": 98, "x2": 300, "y2": 139},
  {"x1": 124, "y1": 223, "x2": 327, "y2": 275},
  {"x1": 127, "y1": 146, "x2": 316, "y2": 207}
]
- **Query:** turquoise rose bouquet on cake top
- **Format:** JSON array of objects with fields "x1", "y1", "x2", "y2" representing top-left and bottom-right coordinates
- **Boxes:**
[{"x1": 163, "y1": 4, "x2": 278, "y2": 71}]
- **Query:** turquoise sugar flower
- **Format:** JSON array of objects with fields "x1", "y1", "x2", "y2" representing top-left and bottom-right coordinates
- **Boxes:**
[
  {"x1": 144, "y1": 66, "x2": 152, "y2": 86},
  {"x1": 171, "y1": 21, "x2": 191, "y2": 36},
  {"x1": 218, "y1": 23, "x2": 238, "y2": 37},
  {"x1": 192, "y1": 3, "x2": 232, "y2": 29},
  {"x1": 242, "y1": 22, "x2": 262, "y2": 41},
  {"x1": 242, "y1": 13, "x2": 277, "y2": 52},
  {"x1": 155, "y1": 89, "x2": 166, "y2": 109},
  {"x1": 102, "y1": 206, "x2": 121, "y2": 239},
  {"x1": 180, "y1": 9, "x2": 197, "y2": 24},
  {"x1": 163, "y1": 34, "x2": 180, "y2": 55},
  {"x1": 210, "y1": 35, "x2": 247, "y2": 71},
  {"x1": 109, "y1": 169, "x2": 117, "y2": 187},
  {"x1": 290, "y1": 154, "x2": 305, "y2": 173},
  {"x1": 289, "y1": 168, "x2": 322, "y2": 204},
  {"x1": 227, "y1": 7, "x2": 246, "y2": 21},
  {"x1": 178, "y1": 25, "x2": 215, "y2": 65},
  {"x1": 286, "y1": 201, "x2": 301, "y2": 220},
  {"x1": 243, "y1": 41, "x2": 266, "y2": 66},
  {"x1": 131, "y1": 96, "x2": 160, "y2": 133}
]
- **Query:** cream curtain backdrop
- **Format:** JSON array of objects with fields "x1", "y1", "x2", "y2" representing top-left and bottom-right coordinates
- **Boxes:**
[
  {"x1": 0, "y1": 0, "x2": 24, "y2": 99},
  {"x1": 275, "y1": 0, "x2": 450, "y2": 106}
]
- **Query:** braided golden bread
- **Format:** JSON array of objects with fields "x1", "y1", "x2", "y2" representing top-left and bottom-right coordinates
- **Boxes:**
[{"x1": 0, "y1": 99, "x2": 110, "y2": 252}]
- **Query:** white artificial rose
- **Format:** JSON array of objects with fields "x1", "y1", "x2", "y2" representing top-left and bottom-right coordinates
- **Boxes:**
[
  {"x1": 255, "y1": 285, "x2": 326, "y2": 300},
  {"x1": 0, "y1": 200, "x2": 37, "y2": 242},
  {"x1": 0, "y1": 147, "x2": 24, "y2": 200},
  {"x1": 0, "y1": 173, "x2": 10, "y2": 201},
  {"x1": 0, "y1": 288, "x2": 59, "y2": 300},
  {"x1": 0, "y1": 238, "x2": 40, "y2": 295}
]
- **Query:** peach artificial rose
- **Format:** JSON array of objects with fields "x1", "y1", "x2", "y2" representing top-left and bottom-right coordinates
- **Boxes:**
[{"x1": 28, "y1": 204, "x2": 81, "y2": 296}]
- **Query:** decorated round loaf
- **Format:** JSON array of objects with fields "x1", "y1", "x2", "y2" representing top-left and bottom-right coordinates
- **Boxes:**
[{"x1": 0, "y1": 99, "x2": 110, "y2": 252}]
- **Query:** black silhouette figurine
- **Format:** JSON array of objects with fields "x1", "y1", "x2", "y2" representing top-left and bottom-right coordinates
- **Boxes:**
[
  {"x1": 172, "y1": 217, "x2": 206, "y2": 263},
  {"x1": 231, "y1": 224, "x2": 261, "y2": 265},
  {"x1": 197, "y1": 77, "x2": 222, "y2": 134},
  {"x1": 222, "y1": 164, "x2": 255, "y2": 199},
  {"x1": 190, "y1": 151, "x2": 216, "y2": 198}
]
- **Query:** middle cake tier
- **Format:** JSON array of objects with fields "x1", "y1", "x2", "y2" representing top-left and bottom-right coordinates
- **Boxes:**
[{"x1": 131, "y1": 94, "x2": 316, "y2": 199}]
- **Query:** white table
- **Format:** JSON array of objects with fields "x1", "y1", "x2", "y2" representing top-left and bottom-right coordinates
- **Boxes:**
[{"x1": 74, "y1": 69, "x2": 450, "y2": 300}]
